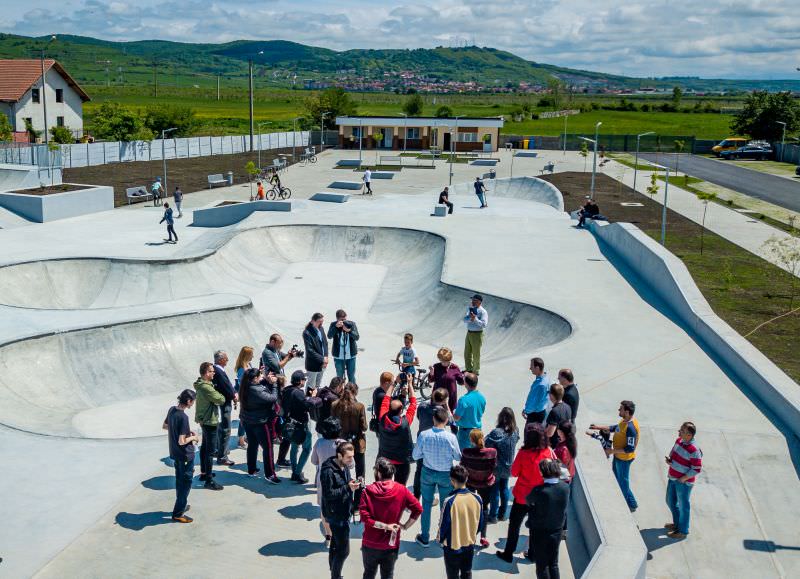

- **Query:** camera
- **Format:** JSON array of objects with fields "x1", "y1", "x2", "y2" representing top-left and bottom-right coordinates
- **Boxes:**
[
  {"x1": 469, "y1": 306, "x2": 478, "y2": 316},
  {"x1": 290, "y1": 344, "x2": 305, "y2": 358}
]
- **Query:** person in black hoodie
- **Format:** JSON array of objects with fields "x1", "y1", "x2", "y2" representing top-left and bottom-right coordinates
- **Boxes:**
[
  {"x1": 316, "y1": 376, "x2": 345, "y2": 434},
  {"x1": 377, "y1": 384, "x2": 418, "y2": 485},
  {"x1": 239, "y1": 368, "x2": 280, "y2": 484},
  {"x1": 526, "y1": 459, "x2": 570, "y2": 579},
  {"x1": 321, "y1": 441, "x2": 360, "y2": 579},
  {"x1": 303, "y1": 313, "x2": 329, "y2": 390},
  {"x1": 284, "y1": 369, "x2": 322, "y2": 483},
  {"x1": 327, "y1": 309, "x2": 360, "y2": 384}
]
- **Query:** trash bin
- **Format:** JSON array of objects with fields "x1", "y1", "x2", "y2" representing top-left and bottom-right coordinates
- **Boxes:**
[
  {"x1": 488, "y1": 169, "x2": 496, "y2": 180},
  {"x1": 528, "y1": 138, "x2": 535, "y2": 149},
  {"x1": 225, "y1": 171, "x2": 233, "y2": 186},
  {"x1": 522, "y1": 139, "x2": 529, "y2": 149}
]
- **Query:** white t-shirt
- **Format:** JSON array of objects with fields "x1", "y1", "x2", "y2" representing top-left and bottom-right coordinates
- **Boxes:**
[{"x1": 363, "y1": 170, "x2": 372, "y2": 183}]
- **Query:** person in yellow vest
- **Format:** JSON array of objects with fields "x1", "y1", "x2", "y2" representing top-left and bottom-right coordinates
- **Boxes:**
[{"x1": 589, "y1": 400, "x2": 639, "y2": 511}]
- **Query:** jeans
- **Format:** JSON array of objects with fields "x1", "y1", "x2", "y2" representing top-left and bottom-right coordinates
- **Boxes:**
[
  {"x1": 456, "y1": 427, "x2": 474, "y2": 450},
  {"x1": 443, "y1": 547, "x2": 474, "y2": 579},
  {"x1": 166, "y1": 224, "x2": 178, "y2": 241},
  {"x1": 440, "y1": 200, "x2": 454, "y2": 214},
  {"x1": 175, "y1": 200, "x2": 182, "y2": 216},
  {"x1": 237, "y1": 419, "x2": 245, "y2": 438},
  {"x1": 172, "y1": 455, "x2": 194, "y2": 517},
  {"x1": 475, "y1": 191, "x2": 486, "y2": 207},
  {"x1": 464, "y1": 331, "x2": 483, "y2": 374},
  {"x1": 612, "y1": 458, "x2": 638, "y2": 509},
  {"x1": 306, "y1": 369, "x2": 325, "y2": 390},
  {"x1": 531, "y1": 528, "x2": 561, "y2": 579},
  {"x1": 472, "y1": 486, "x2": 491, "y2": 538},
  {"x1": 501, "y1": 502, "x2": 531, "y2": 558},
  {"x1": 420, "y1": 466, "x2": 453, "y2": 541},
  {"x1": 216, "y1": 403, "x2": 232, "y2": 460},
  {"x1": 290, "y1": 427, "x2": 313, "y2": 476},
  {"x1": 334, "y1": 357, "x2": 357, "y2": 384},
  {"x1": 200, "y1": 424, "x2": 218, "y2": 477},
  {"x1": 489, "y1": 477, "x2": 511, "y2": 519},
  {"x1": 362, "y1": 547, "x2": 398, "y2": 579},
  {"x1": 666, "y1": 478, "x2": 693, "y2": 534},
  {"x1": 329, "y1": 519, "x2": 350, "y2": 579},
  {"x1": 353, "y1": 450, "x2": 366, "y2": 512},
  {"x1": 244, "y1": 421, "x2": 275, "y2": 477}
]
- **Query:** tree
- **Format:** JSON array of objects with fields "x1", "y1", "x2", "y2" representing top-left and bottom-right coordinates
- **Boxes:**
[
  {"x1": 47, "y1": 141, "x2": 59, "y2": 186},
  {"x1": 91, "y1": 102, "x2": 153, "y2": 142},
  {"x1": 579, "y1": 141, "x2": 589, "y2": 171},
  {"x1": 143, "y1": 104, "x2": 197, "y2": 137},
  {"x1": 695, "y1": 190, "x2": 717, "y2": 255},
  {"x1": 245, "y1": 161, "x2": 259, "y2": 201},
  {"x1": 762, "y1": 234, "x2": 800, "y2": 310},
  {"x1": 435, "y1": 105, "x2": 453, "y2": 118},
  {"x1": 674, "y1": 139, "x2": 685, "y2": 175},
  {"x1": 731, "y1": 91, "x2": 800, "y2": 141},
  {"x1": 49, "y1": 126, "x2": 74, "y2": 144},
  {"x1": 0, "y1": 114, "x2": 12, "y2": 142},
  {"x1": 672, "y1": 86, "x2": 683, "y2": 109},
  {"x1": 303, "y1": 88, "x2": 357, "y2": 130},
  {"x1": 372, "y1": 131, "x2": 383, "y2": 164},
  {"x1": 547, "y1": 77, "x2": 564, "y2": 110},
  {"x1": 403, "y1": 93, "x2": 424, "y2": 116},
  {"x1": 24, "y1": 118, "x2": 41, "y2": 143}
]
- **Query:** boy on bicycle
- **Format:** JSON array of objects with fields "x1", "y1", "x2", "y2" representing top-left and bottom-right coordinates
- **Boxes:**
[{"x1": 395, "y1": 333, "x2": 420, "y2": 386}]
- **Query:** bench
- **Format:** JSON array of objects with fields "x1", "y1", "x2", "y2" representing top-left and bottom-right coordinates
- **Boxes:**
[
  {"x1": 432, "y1": 205, "x2": 447, "y2": 217},
  {"x1": 208, "y1": 174, "x2": 227, "y2": 188},
  {"x1": 310, "y1": 192, "x2": 349, "y2": 203},
  {"x1": 272, "y1": 158, "x2": 287, "y2": 173},
  {"x1": 126, "y1": 186, "x2": 153, "y2": 205},
  {"x1": 380, "y1": 156, "x2": 403, "y2": 167},
  {"x1": 370, "y1": 171, "x2": 395, "y2": 179},
  {"x1": 328, "y1": 181, "x2": 364, "y2": 191},
  {"x1": 539, "y1": 162, "x2": 555, "y2": 174}
]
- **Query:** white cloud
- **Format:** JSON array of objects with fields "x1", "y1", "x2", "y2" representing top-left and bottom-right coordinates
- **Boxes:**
[{"x1": 3, "y1": 0, "x2": 799, "y2": 78}]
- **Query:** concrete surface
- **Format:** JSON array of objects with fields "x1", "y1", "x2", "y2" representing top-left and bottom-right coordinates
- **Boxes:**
[
  {"x1": 329, "y1": 181, "x2": 364, "y2": 190},
  {"x1": 0, "y1": 162, "x2": 53, "y2": 192},
  {"x1": 310, "y1": 192, "x2": 350, "y2": 203},
  {"x1": 0, "y1": 184, "x2": 114, "y2": 223},
  {"x1": 191, "y1": 200, "x2": 291, "y2": 227},
  {"x1": 1, "y1": 148, "x2": 798, "y2": 579}
]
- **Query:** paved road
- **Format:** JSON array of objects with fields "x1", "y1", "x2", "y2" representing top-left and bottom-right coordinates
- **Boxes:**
[{"x1": 639, "y1": 153, "x2": 800, "y2": 212}]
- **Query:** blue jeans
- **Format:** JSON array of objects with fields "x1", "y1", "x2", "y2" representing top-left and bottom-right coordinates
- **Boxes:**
[
  {"x1": 334, "y1": 357, "x2": 357, "y2": 384},
  {"x1": 612, "y1": 458, "x2": 638, "y2": 509},
  {"x1": 290, "y1": 427, "x2": 313, "y2": 477},
  {"x1": 420, "y1": 466, "x2": 453, "y2": 542},
  {"x1": 666, "y1": 478, "x2": 693, "y2": 534},
  {"x1": 172, "y1": 455, "x2": 194, "y2": 517},
  {"x1": 456, "y1": 427, "x2": 474, "y2": 450},
  {"x1": 476, "y1": 191, "x2": 486, "y2": 206},
  {"x1": 489, "y1": 476, "x2": 511, "y2": 519}
]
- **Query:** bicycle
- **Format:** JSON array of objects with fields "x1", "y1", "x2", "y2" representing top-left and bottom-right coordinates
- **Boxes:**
[
  {"x1": 300, "y1": 149, "x2": 318, "y2": 166},
  {"x1": 389, "y1": 359, "x2": 431, "y2": 401},
  {"x1": 266, "y1": 185, "x2": 292, "y2": 200}
]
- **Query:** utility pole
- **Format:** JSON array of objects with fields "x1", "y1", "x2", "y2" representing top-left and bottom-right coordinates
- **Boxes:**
[
  {"x1": 153, "y1": 60, "x2": 158, "y2": 97},
  {"x1": 41, "y1": 35, "x2": 56, "y2": 146},
  {"x1": 217, "y1": 75, "x2": 220, "y2": 101},
  {"x1": 248, "y1": 51, "x2": 263, "y2": 152},
  {"x1": 96, "y1": 60, "x2": 111, "y2": 87}
]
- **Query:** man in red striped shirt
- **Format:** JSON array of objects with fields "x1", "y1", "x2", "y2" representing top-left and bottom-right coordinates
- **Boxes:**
[{"x1": 664, "y1": 421, "x2": 702, "y2": 539}]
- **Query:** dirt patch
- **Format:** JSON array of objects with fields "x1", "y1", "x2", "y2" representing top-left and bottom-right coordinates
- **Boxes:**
[
  {"x1": 8, "y1": 184, "x2": 87, "y2": 195},
  {"x1": 63, "y1": 148, "x2": 299, "y2": 207}
]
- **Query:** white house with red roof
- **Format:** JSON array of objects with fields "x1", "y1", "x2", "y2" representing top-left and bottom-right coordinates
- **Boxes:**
[{"x1": 0, "y1": 59, "x2": 90, "y2": 141}]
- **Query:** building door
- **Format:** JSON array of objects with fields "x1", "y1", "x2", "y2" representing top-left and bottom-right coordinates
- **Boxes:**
[
  {"x1": 383, "y1": 129, "x2": 393, "y2": 149},
  {"x1": 443, "y1": 132, "x2": 451, "y2": 151}
]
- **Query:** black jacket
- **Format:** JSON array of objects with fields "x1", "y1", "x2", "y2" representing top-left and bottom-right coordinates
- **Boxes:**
[
  {"x1": 239, "y1": 378, "x2": 279, "y2": 425},
  {"x1": 378, "y1": 415, "x2": 414, "y2": 464},
  {"x1": 303, "y1": 323, "x2": 329, "y2": 372},
  {"x1": 563, "y1": 384, "x2": 580, "y2": 421},
  {"x1": 327, "y1": 321, "x2": 360, "y2": 358},
  {"x1": 261, "y1": 345, "x2": 286, "y2": 376},
  {"x1": 282, "y1": 385, "x2": 321, "y2": 424},
  {"x1": 316, "y1": 387, "x2": 340, "y2": 432},
  {"x1": 526, "y1": 480, "x2": 570, "y2": 531},
  {"x1": 320, "y1": 456, "x2": 353, "y2": 523},
  {"x1": 212, "y1": 364, "x2": 236, "y2": 404}
]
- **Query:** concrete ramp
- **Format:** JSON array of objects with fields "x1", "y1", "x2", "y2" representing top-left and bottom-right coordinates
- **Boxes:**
[{"x1": 450, "y1": 176, "x2": 564, "y2": 212}]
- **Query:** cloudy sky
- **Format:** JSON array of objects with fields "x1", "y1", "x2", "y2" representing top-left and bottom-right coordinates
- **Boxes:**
[{"x1": 1, "y1": 0, "x2": 798, "y2": 79}]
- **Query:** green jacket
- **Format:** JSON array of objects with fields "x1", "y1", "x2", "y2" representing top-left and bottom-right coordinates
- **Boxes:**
[{"x1": 194, "y1": 378, "x2": 225, "y2": 426}]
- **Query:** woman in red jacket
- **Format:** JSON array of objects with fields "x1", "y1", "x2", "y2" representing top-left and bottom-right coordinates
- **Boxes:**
[
  {"x1": 461, "y1": 428, "x2": 497, "y2": 548},
  {"x1": 496, "y1": 423, "x2": 555, "y2": 564},
  {"x1": 553, "y1": 421, "x2": 577, "y2": 482}
]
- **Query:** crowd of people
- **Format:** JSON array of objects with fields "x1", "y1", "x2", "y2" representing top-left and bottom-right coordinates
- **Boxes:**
[{"x1": 164, "y1": 297, "x2": 702, "y2": 579}]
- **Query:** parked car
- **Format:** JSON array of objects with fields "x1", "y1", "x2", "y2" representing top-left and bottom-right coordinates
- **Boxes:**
[
  {"x1": 719, "y1": 145, "x2": 773, "y2": 160},
  {"x1": 712, "y1": 137, "x2": 749, "y2": 157}
]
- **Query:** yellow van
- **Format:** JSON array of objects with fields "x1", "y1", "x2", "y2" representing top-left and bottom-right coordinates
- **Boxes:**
[{"x1": 712, "y1": 137, "x2": 748, "y2": 157}]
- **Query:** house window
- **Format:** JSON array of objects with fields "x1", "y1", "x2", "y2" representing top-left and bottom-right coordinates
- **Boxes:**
[
  {"x1": 31, "y1": 88, "x2": 40, "y2": 103},
  {"x1": 459, "y1": 132, "x2": 478, "y2": 142},
  {"x1": 56, "y1": 89, "x2": 64, "y2": 103},
  {"x1": 57, "y1": 116, "x2": 65, "y2": 127},
  {"x1": 406, "y1": 128, "x2": 420, "y2": 140},
  {"x1": 352, "y1": 126, "x2": 362, "y2": 138}
]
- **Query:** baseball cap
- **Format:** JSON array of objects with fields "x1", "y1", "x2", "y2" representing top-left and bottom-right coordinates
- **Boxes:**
[{"x1": 291, "y1": 370, "x2": 307, "y2": 384}]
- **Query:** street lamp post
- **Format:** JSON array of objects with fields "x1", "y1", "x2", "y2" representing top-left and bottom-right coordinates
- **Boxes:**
[
  {"x1": 248, "y1": 51, "x2": 264, "y2": 152},
  {"x1": 400, "y1": 113, "x2": 408, "y2": 153},
  {"x1": 578, "y1": 135, "x2": 597, "y2": 196},
  {"x1": 40, "y1": 35, "x2": 56, "y2": 145},
  {"x1": 449, "y1": 116, "x2": 462, "y2": 186},
  {"x1": 777, "y1": 121, "x2": 787, "y2": 163},
  {"x1": 292, "y1": 117, "x2": 301, "y2": 163},
  {"x1": 591, "y1": 121, "x2": 602, "y2": 196},
  {"x1": 358, "y1": 119, "x2": 363, "y2": 163},
  {"x1": 320, "y1": 111, "x2": 330, "y2": 152},
  {"x1": 161, "y1": 127, "x2": 178, "y2": 196},
  {"x1": 563, "y1": 115, "x2": 568, "y2": 156},
  {"x1": 633, "y1": 131, "x2": 655, "y2": 193},
  {"x1": 257, "y1": 121, "x2": 271, "y2": 170}
]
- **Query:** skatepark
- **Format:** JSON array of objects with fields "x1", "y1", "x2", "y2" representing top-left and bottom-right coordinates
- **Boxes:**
[{"x1": 1, "y1": 149, "x2": 798, "y2": 579}]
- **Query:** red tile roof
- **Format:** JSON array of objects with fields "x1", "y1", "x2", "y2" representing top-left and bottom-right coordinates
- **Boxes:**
[{"x1": 0, "y1": 59, "x2": 90, "y2": 103}]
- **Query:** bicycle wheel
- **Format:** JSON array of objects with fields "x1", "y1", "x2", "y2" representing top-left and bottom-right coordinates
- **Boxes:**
[
  {"x1": 415, "y1": 376, "x2": 431, "y2": 401},
  {"x1": 309, "y1": 155, "x2": 317, "y2": 164},
  {"x1": 279, "y1": 187, "x2": 292, "y2": 200},
  {"x1": 266, "y1": 188, "x2": 277, "y2": 201}
]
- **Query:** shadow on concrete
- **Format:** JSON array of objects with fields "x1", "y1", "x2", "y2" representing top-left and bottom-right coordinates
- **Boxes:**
[
  {"x1": 472, "y1": 547, "x2": 526, "y2": 573},
  {"x1": 115, "y1": 511, "x2": 173, "y2": 531},
  {"x1": 278, "y1": 501, "x2": 319, "y2": 521},
  {"x1": 258, "y1": 539, "x2": 327, "y2": 558},
  {"x1": 211, "y1": 470, "x2": 316, "y2": 499},
  {"x1": 141, "y1": 475, "x2": 174, "y2": 491},
  {"x1": 640, "y1": 527, "x2": 677, "y2": 555},
  {"x1": 743, "y1": 539, "x2": 800, "y2": 552}
]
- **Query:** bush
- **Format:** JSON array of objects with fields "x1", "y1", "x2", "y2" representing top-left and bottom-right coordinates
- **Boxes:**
[
  {"x1": 435, "y1": 105, "x2": 454, "y2": 118},
  {"x1": 0, "y1": 114, "x2": 12, "y2": 141},
  {"x1": 91, "y1": 102, "x2": 154, "y2": 141},
  {"x1": 403, "y1": 93, "x2": 424, "y2": 116},
  {"x1": 49, "y1": 125, "x2": 74, "y2": 144},
  {"x1": 143, "y1": 104, "x2": 197, "y2": 137}
]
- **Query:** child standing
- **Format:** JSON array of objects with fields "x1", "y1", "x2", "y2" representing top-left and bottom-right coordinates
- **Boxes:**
[{"x1": 395, "y1": 333, "x2": 420, "y2": 385}]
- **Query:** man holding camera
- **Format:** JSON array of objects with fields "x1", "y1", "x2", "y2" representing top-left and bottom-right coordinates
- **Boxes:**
[
  {"x1": 283, "y1": 369, "x2": 322, "y2": 483},
  {"x1": 463, "y1": 294, "x2": 488, "y2": 375},
  {"x1": 262, "y1": 333, "x2": 299, "y2": 376},
  {"x1": 321, "y1": 441, "x2": 361, "y2": 579},
  {"x1": 328, "y1": 309, "x2": 359, "y2": 384},
  {"x1": 303, "y1": 313, "x2": 330, "y2": 390}
]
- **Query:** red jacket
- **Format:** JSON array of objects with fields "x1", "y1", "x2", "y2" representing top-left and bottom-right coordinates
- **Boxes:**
[
  {"x1": 511, "y1": 447, "x2": 556, "y2": 504},
  {"x1": 359, "y1": 480, "x2": 423, "y2": 550}
]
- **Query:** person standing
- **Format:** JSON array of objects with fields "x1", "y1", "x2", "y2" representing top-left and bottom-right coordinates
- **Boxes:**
[
  {"x1": 439, "y1": 186, "x2": 454, "y2": 214},
  {"x1": 312, "y1": 417, "x2": 344, "y2": 545},
  {"x1": 437, "y1": 464, "x2": 483, "y2": 579},
  {"x1": 321, "y1": 441, "x2": 360, "y2": 579},
  {"x1": 589, "y1": 400, "x2": 640, "y2": 512},
  {"x1": 558, "y1": 369, "x2": 580, "y2": 422},
  {"x1": 363, "y1": 168, "x2": 373, "y2": 195},
  {"x1": 284, "y1": 370, "x2": 321, "y2": 483},
  {"x1": 317, "y1": 376, "x2": 345, "y2": 430},
  {"x1": 173, "y1": 185, "x2": 183, "y2": 218},
  {"x1": 486, "y1": 408, "x2": 520, "y2": 523},
  {"x1": 194, "y1": 362, "x2": 225, "y2": 490},
  {"x1": 234, "y1": 346, "x2": 255, "y2": 450},
  {"x1": 428, "y1": 347, "x2": 464, "y2": 414},
  {"x1": 526, "y1": 459, "x2": 570, "y2": 579},
  {"x1": 553, "y1": 421, "x2": 577, "y2": 482},
  {"x1": 360, "y1": 458, "x2": 423, "y2": 579},
  {"x1": 332, "y1": 383, "x2": 368, "y2": 510},
  {"x1": 163, "y1": 389, "x2": 199, "y2": 523},
  {"x1": 413, "y1": 406, "x2": 462, "y2": 548},
  {"x1": 473, "y1": 177, "x2": 487, "y2": 208},
  {"x1": 262, "y1": 333, "x2": 297, "y2": 468},
  {"x1": 460, "y1": 429, "x2": 496, "y2": 548},
  {"x1": 523, "y1": 357, "x2": 549, "y2": 425},
  {"x1": 377, "y1": 384, "x2": 418, "y2": 485},
  {"x1": 160, "y1": 202, "x2": 178, "y2": 243},
  {"x1": 544, "y1": 384, "x2": 572, "y2": 448},
  {"x1": 453, "y1": 373, "x2": 486, "y2": 450},
  {"x1": 463, "y1": 295, "x2": 488, "y2": 375},
  {"x1": 664, "y1": 422, "x2": 702, "y2": 539},
  {"x1": 212, "y1": 350, "x2": 236, "y2": 467},
  {"x1": 151, "y1": 176, "x2": 163, "y2": 206},
  {"x1": 238, "y1": 368, "x2": 281, "y2": 483},
  {"x1": 303, "y1": 313, "x2": 329, "y2": 390},
  {"x1": 328, "y1": 309, "x2": 359, "y2": 384},
  {"x1": 413, "y1": 388, "x2": 451, "y2": 499}
]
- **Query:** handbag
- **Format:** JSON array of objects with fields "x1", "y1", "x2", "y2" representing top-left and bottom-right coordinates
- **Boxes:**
[{"x1": 283, "y1": 418, "x2": 307, "y2": 444}]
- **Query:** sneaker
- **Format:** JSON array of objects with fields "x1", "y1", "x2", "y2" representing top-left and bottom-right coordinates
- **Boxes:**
[
  {"x1": 266, "y1": 475, "x2": 281, "y2": 485},
  {"x1": 629, "y1": 505, "x2": 638, "y2": 513},
  {"x1": 217, "y1": 458, "x2": 235, "y2": 466},
  {"x1": 291, "y1": 473, "x2": 308, "y2": 484},
  {"x1": 480, "y1": 538, "x2": 490, "y2": 549},
  {"x1": 325, "y1": 535, "x2": 332, "y2": 547},
  {"x1": 198, "y1": 473, "x2": 216, "y2": 482},
  {"x1": 495, "y1": 551, "x2": 513, "y2": 563},
  {"x1": 664, "y1": 522, "x2": 676, "y2": 531},
  {"x1": 486, "y1": 516, "x2": 498, "y2": 525},
  {"x1": 172, "y1": 514, "x2": 193, "y2": 523},
  {"x1": 667, "y1": 531, "x2": 687, "y2": 540},
  {"x1": 415, "y1": 534, "x2": 430, "y2": 548},
  {"x1": 248, "y1": 469, "x2": 261, "y2": 477},
  {"x1": 204, "y1": 480, "x2": 224, "y2": 491},
  {"x1": 498, "y1": 514, "x2": 507, "y2": 522},
  {"x1": 276, "y1": 459, "x2": 291, "y2": 468}
]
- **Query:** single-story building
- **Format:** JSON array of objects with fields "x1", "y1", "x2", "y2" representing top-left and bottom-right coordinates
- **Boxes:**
[
  {"x1": 335, "y1": 116, "x2": 504, "y2": 152},
  {"x1": 0, "y1": 59, "x2": 90, "y2": 141}
]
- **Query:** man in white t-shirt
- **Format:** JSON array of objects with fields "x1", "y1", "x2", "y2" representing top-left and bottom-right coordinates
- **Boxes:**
[{"x1": 363, "y1": 169, "x2": 373, "y2": 195}]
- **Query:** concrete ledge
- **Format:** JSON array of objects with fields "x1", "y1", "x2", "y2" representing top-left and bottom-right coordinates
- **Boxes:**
[
  {"x1": 432, "y1": 206, "x2": 447, "y2": 217},
  {"x1": 0, "y1": 163, "x2": 48, "y2": 192},
  {"x1": 370, "y1": 172, "x2": 396, "y2": 179},
  {"x1": 336, "y1": 159, "x2": 362, "y2": 167},
  {"x1": 310, "y1": 192, "x2": 350, "y2": 203},
  {"x1": 0, "y1": 184, "x2": 114, "y2": 223},
  {"x1": 328, "y1": 180, "x2": 364, "y2": 190},
  {"x1": 191, "y1": 200, "x2": 291, "y2": 227},
  {"x1": 470, "y1": 159, "x2": 499, "y2": 166},
  {"x1": 590, "y1": 221, "x2": 800, "y2": 437},
  {"x1": 514, "y1": 151, "x2": 539, "y2": 157}
]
